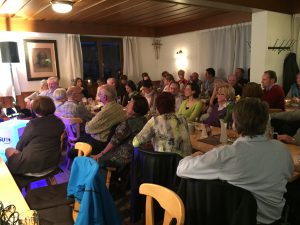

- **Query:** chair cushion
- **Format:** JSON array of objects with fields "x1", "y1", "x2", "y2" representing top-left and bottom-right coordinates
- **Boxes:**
[{"x1": 26, "y1": 183, "x2": 73, "y2": 210}]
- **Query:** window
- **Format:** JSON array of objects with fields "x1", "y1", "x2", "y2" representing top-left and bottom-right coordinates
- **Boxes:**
[{"x1": 80, "y1": 37, "x2": 123, "y2": 82}]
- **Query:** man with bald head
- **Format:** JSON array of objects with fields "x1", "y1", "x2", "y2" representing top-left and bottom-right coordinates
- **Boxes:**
[
  {"x1": 85, "y1": 84, "x2": 126, "y2": 154},
  {"x1": 56, "y1": 85, "x2": 93, "y2": 123},
  {"x1": 227, "y1": 74, "x2": 242, "y2": 96}
]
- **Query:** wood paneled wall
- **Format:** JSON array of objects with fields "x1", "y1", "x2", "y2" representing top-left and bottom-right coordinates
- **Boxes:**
[{"x1": 0, "y1": 92, "x2": 33, "y2": 109}]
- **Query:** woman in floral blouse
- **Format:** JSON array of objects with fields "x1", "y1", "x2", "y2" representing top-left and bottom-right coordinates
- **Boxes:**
[
  {"x1": 133, "y1": 92, "x2": 192, "y2": 157},
  {"x1": 92, "y1": 95, "x2": 149, "y2": 166}
]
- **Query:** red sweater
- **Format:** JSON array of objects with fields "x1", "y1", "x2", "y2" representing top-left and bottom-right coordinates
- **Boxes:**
[{"x1": 262, "y1": 85, "x2": 285, "y2": 111}]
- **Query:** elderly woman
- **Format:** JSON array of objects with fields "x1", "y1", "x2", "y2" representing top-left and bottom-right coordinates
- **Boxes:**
[
  {"x1": 133, "y1": 92, "x2": 192, "y2": 157},
  {"x1": 24, "y1": 79, "x2": 48, "y2": 108},
  {"x1": 177, "y1": 82, "x2": 202, "y2": 122},
  {"x1": 53, "y1": 88, "x2": 67, "y2": 109},
  {"x1": 5, "y1": 96, "x2": 65, "y2": 175},
  {"x1": 73, "y1": 77, "x2": 88, "y2": 97},
  {"x1": 92, "y1": 95, "x2": 149, "y2": 166},
  {"x1": 204, "y1": 84, "x2": 235, "y2": 127}
]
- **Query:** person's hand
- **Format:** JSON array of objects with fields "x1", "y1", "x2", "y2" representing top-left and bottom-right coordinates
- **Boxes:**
[
  {"x1": 277, "y1": 134, "x2": 295, "y2": 144},
  {"x1": 91, "y1": 152, "x2": 103, "y2": 162},
  {"x1": 192, "y1": 151, "x2": 204, "y2": 157}
]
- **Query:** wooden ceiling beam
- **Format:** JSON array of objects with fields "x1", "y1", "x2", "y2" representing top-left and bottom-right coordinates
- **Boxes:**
[
  {"x1": 152, "y1": 0, "x2": 293, "y2": 14},
  {"x1": 0, "y1": 17, "x2": 156, "y2": 37}
]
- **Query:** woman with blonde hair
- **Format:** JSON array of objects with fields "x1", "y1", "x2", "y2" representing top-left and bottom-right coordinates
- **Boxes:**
[
  {"x1": 204, "y1": 84, "x2": 235, "y2": 127},
  {"x1": 24, "y1": 79, "x2": 48, "y2": 108}
]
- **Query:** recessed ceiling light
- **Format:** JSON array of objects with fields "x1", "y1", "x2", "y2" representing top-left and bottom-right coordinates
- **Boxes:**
[{"x1": 51, "y1": 0, "x2": 74, "y2": 14}]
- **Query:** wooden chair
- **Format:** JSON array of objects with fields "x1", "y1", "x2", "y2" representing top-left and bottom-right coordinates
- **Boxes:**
[
  {"x1": 139, "y1": 183, "x2": 185, "y2": 225},
  {"x1": 60, "y1": 117, "x2": 83, "y2": 168},
  {"x1": 72, "y1": 142, "x2": 92, "y2": 222}
]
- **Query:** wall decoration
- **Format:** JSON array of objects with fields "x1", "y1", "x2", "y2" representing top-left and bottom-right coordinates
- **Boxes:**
[{"x1": 24, "y1": 39, "x2": 59, "y2": 80}]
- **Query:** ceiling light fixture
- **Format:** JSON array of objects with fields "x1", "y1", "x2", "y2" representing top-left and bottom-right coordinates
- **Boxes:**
[{"x1": 51, "y1": 0, "x2": 73, "y2": 14}]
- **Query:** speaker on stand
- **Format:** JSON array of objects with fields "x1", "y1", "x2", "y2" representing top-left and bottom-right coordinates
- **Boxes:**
[{"x1": 0, "y1": 42, "x2": 20, "y2": 106}]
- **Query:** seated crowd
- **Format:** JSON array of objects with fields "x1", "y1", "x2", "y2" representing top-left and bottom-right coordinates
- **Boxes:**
[{"x1": 3, "y1": 65, "x2": 300, "y2": 225}]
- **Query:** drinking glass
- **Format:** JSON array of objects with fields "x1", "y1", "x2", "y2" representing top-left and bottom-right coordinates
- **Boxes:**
[{"x1": 19, "y1": 210, "x2": 39, "y2": 225}]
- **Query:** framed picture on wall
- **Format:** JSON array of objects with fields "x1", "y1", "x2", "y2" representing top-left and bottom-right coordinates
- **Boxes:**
[{"x1": 24, "y1": 39, "x2": 60, "y2": 81}]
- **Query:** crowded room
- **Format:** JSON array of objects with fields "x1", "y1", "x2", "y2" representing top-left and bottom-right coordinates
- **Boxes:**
[{"x1": 1, "y1": 0, "x2": 300, "y2": 225}]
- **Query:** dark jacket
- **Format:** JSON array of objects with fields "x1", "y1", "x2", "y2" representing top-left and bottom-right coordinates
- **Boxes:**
[{"x1": 7, "y1": 115, "x2": 64, "y2": 174}]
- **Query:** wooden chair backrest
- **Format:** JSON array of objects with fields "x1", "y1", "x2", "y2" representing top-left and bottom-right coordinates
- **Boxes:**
[
  {"x1": 139, "y1": 183, "x2": 185, "y2": 225},
  {"x1": 269, "y1": 108, "x2": 283, "y2": 113},
  {"x1": 75, "y1": 142, "x2": 92, "y2": 157},
  {"x1": 60, "y1": 117, "x2": 82, "y2": 145}
]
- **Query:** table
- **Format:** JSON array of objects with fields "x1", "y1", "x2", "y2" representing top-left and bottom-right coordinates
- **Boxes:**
[
  {"x1": 190, "y1": 127, "x2": 300, "y2": 181},
  {"x1": 0, "y1": 157, "x2": 30, "y2": 213}
]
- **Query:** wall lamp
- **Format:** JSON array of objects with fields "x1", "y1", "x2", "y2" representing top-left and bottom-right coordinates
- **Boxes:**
[{"x1": 51, "y1": 0, "x2": 74, "y2": 14}]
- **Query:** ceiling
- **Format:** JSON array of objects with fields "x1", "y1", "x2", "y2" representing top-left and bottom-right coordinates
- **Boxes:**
[{"x1": 0, "y1": 0, "x2": 299, "y2": 37}]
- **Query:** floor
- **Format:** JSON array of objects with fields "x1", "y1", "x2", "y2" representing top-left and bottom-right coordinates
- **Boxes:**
[{"x1": 23, "y1": 157, "x2": 143, "y2": 225}]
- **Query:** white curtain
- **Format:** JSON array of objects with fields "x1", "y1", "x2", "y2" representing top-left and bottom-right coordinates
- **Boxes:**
[
  {"x1": 65, "y1": 34, "x2": 83, "y2": 85},
  {"x1": 123, "y1": 37, "x2": 140, "y2": 82},
  {"x1": 199, "y1": 23, "x2": 251, "y2": 80}
]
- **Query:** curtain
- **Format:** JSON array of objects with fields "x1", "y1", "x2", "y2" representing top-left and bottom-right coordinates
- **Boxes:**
[
  {"x1": 199, "y1": 23, "x2": 251, "y2": 80},
  {"x1": 123, "y1": 37, "x2": 140, "y2": 82},
  {"x1": 65, "y1": 34, "x2": 83, "y2": 85}
]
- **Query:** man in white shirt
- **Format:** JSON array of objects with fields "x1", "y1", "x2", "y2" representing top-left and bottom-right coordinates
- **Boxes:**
[
  {"x1": 39, "y1": 76, "x2": 59, "y2": 100},
  {"x1": 177, "y1": 98, "x2": 294, "y2": 225}
]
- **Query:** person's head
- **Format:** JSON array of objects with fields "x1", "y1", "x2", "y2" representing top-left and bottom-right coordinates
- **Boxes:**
[
  {"x1": 142, "y1": 80, "x2": 153, "y2": 94},
  {"x1": 107, "y1": 77, "x2": 116, "y2": 87},
  {"x1": 178, "y1": 70, "x2": 185, "y2": 79},
  {"x1": 125, "y1": 80, "x2": 137, "y2": 94},
  {"x1": 161, "y1": 71, "x2": 169, "y2": 78},
  {"x1": 261, "y1": 70, "x2": 277, "y2": 89},
  {"x1": 184, "y1": 82, "x2": 200, "y2": 98},
  {"x1": 53, "y1": 88, "x2": 67, "y2": 103},
  {"x1": 36, "y1": 51, "x2": 48, "y2": 66},
  {"x1": 98, "y1": 84, "x2": 117, "y2": 104},
  {"x1": 227, "y1": 74, "x2": 237, "y2": 86},
  {"x1": 40, "y1": 79, "x2": 48, "y2": 91},
  {"x1": 205, "y1": 68, "x2": 215, "y2": 80},
  {"x1": 156, "y1": 92, "x2": 175, "y2": 115},
  {"x1": 31, "y1": 96, "x2": 55, "y2": 117},
  {"x1": 126, "y1": 94, "x2": 149, "y2": 117},
  {"x1": 235, "y1": 68, "x2": 245, "y2": 80},
  {"x1": 73, "y1": 77, "x2": 83, "y2": 87},
  {"x1": 169, "y1": 81, "x2": 180, "y2": 95},
  {"x1": 142, "y1": 72, "x2": 150, "y2": 81},
  {"x1": 163, "y1": 74, "x2": 174, "y2": 86},
  {"x1": 97, "y1": 78, "x2": 106, "y2": 87},
  {"x1": 190, "y1": 72, "x2": 199, "y2": 82},
  {"x1": 296, "y1": 73, "x2": 300, "y2": 85},
  {"x1": 47, "y1": 77, "x2": 59, "y2": 92},
  {"x1": 217, "y1": 84, "x2": 235, "y2": 103},
  {"x1": 233, "y1": 97, "x2": 269, "y2": 137},
  {"x1": 242, "y1": 82, "x2": 263, "y2": 99},
  {"x1": 67, "y1": 86, "x2": 83, "y2": 102},
  {"x1": 120, "y1": 75, "x2": 128, "y2": 85}
]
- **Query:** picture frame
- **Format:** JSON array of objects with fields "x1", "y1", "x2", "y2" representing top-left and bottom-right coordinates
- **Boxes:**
[{"x1": 24, "y1": 39, "x2": 60, "y2": 81}]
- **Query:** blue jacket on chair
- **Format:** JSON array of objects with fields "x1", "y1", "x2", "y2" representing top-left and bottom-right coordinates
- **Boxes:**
[{"x1": 67, "y1": 157, "x2": 121, "y2": 225}]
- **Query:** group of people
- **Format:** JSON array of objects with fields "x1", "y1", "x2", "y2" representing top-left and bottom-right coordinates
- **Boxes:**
[{"x1": 3, "y1": 65, "x2": 300, "y2": 225}]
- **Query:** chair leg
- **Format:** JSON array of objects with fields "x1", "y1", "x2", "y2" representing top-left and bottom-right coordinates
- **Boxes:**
[
  {"x1": 46, "y1": 176, "x2": 57, "y2": 186},
  {"x1": 106, "y1": 170, "x2": 112, "y2": 189}
]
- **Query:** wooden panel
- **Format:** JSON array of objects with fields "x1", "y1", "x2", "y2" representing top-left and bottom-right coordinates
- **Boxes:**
[{"x1": 0, "y1": 92, "x2": 34, "y2": 109}]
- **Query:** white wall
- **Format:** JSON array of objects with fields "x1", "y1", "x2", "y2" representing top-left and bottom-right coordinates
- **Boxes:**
[
  {"x1": 0, "y1": 31, "x2": 68, "y2": 92},
  {"x1": 138, "y1": 31, "x2": 201, "y2": 81},
  {"x1": 250, "y1": 11, "x2": 292, "y2": 84}
]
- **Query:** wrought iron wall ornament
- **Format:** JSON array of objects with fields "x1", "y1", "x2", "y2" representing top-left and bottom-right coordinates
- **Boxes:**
[
  {"x1": 152, "y1": 38, "x2": 162, "y2": 60},
  {"x1": 268, "y1": 38, "x2": 297, "y2": 54}
]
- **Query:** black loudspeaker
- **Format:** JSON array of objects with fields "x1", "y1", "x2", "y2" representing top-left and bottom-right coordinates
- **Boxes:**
[{"x1": 0, "y1": 42, "x2": 20, "y2": 63}]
